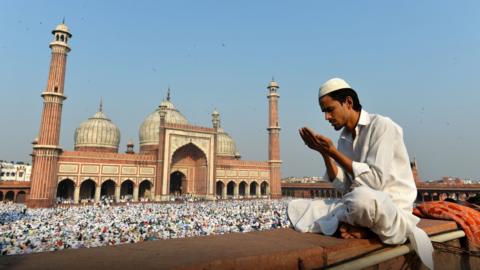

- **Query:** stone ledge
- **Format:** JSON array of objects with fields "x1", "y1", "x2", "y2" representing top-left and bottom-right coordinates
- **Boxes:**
[{"x1": 0, "y1": 219, "x2": 459, "y2": 270}]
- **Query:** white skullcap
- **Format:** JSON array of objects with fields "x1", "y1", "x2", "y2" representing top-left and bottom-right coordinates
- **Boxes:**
[{"x1": 318, "y1": 78, "x2": 352, "y2": 99}]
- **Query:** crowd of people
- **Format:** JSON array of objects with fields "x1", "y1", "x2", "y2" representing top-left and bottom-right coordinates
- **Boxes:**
[{"x1": 0, "y1": 199, "x2": 291, "y2": 256}]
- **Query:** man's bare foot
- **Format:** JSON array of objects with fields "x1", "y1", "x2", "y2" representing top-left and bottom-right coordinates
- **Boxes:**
[{"x1": 338, "y1": 223, "x2": 374, "y2": 239}]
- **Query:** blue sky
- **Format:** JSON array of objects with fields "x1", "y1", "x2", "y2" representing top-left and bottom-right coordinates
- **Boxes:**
[{"x1": 0, "y1": 1, "x2": 479, "y2": 180}]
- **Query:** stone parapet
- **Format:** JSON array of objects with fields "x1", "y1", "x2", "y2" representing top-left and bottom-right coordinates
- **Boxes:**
[
  {"x1": 0, "y1": 219, "x2": 468, "y2": 269},
  {"x1": 216, "y1": 159, "x2": 269, "y2": 167},
  {"x1": 165, "y1": 123, "x2": 216, "y2": 134},
  {"x1": 61, "y1": 151, "x2": 156, "y2": 162}
]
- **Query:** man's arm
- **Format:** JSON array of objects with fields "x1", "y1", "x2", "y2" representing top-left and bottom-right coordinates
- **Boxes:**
[
  {"x1": 321, "y1": 153, "x2": 339, "y2": 182},
  {"x1": 313, "y1": 133, "x2": 353, "y2": 177},
  {"x1": 299, "y1": 127, "x2": 350, "y2": 181},
  {"x1": 346, "y1": 119, "x2": 400, "y2": 190}
]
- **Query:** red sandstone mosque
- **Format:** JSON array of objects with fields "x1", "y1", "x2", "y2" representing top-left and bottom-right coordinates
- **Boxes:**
[{"x1": 27, "y1": 22, "x2": 282, "y2": 208}]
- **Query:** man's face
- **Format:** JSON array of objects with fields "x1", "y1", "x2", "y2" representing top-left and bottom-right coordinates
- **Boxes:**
[{"x1": 319, "y1": 95, "x2": 349, "y2": 131}]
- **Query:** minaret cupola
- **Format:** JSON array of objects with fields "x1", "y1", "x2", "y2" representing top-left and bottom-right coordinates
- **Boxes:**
[{"x1": 50, "y1": 20, "x2": 72, "y2": 52}]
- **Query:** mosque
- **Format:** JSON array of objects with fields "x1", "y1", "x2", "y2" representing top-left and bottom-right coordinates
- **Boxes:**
[{"x1": 27, "y1": 22, "x2": 282, "y2": 208}]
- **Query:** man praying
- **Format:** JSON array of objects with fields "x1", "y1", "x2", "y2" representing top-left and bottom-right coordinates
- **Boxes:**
[{"x1": 288, "y1": 77, "x2": 434, "y2": 269}]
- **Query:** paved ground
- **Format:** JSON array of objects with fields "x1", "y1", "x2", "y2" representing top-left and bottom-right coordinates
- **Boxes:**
[{"x1": 0, "y1": 220, "x2": 459, "y2": 270}]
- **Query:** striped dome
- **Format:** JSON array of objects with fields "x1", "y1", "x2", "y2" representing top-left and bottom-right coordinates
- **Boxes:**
[
  {"x1": 139, "y1": 100, "x2": 189, "y2": 147},
  {"x1": 74, "y1": 109, "x2": 120, "y2": 151},
  {"x1": 216, "y1": 128, "x2": 238, "y2": 157}
]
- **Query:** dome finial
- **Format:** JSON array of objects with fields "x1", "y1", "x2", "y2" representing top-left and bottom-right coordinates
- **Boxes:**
[
  {"x1": 166, "y1": 87, "x2": 171, "y2": 101},
  {"x1": 62, "y1": 17, "x2": 65, "y2": 24},
  {"x1": 99, "y1": 98, "x2": 103, "y2": 112}
]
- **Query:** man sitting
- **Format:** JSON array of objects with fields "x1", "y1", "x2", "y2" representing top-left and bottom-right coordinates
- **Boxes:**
[{"x1": 288, "y1": 78, "x2": 433, "y2": 269}]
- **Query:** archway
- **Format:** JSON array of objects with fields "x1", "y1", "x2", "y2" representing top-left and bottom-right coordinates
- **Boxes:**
[
  {"x1": 57, "y1": 179, "x2": 75, "y2": 201},
  {"x1": 239, "y1": 181, "x2": 247, "y2": 196},
  {"x1": 16, "y1": 191, "x2": 26, "y2": 203},
  {"x1": 423, "y1": 192, "x2": 431, "y2": 202},
  {"x1": 227, "y1": 181, "x2": 235, "y2": 197},
  {"x1": 121, "y1": 180, "x2": 134, "y2": 200},
  {"x1": 170, "y1": 171, "x2": 186, "y2": 195},
  {"x1": 171, "y1": 143, "x2": 208, "y2": 195},
  {"x1": 139, "y1": 180, "x2": 152, "y2": 199},
  {"x1": 250, "y1": 182, "x2": 258, "y2": 196},
  {"x1": 216, "y1": 181, "x2": 224, "y2": 197},
  {"x1": 261, "y1": 181, "x2": 269, "y2": 196},
  {"x1": 0, "y1": 191, "x2": 3, "y2": 201},
  {"x1": 101, "y1": 180, "x2": 116, "y2": 199},
  {"x1": 5, "y1": 191, "x2": 14, "y2": 201},
  {"x1": 80, "y1": 179, "x2": 96, "y2": 200}
]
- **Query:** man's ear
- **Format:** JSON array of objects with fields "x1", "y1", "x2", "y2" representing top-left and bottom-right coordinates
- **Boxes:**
[{"x1": 345, "y1": 96, "x2": 354, "y2": 109}]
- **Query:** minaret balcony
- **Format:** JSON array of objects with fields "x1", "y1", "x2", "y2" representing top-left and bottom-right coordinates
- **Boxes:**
[{"x1": 41, "y1": 91, "x2": 66, "y2": 98}]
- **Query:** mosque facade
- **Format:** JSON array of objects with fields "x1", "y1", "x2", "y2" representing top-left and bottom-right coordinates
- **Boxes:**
[{"x1": 27, "y1": 23, "x2": 282, "y2": 208}]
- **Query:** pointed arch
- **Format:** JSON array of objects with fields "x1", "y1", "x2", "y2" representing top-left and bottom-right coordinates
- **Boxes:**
[
  {"x1": 101, "y1": 179, "x2": 116, "y2": 199},
  {"x1": 261, "y1": 181, "x2": 269, "y2": 196},
  {"x1": 250, "y1": 181, "x2": 259, "y2": 196},
  {"x1": 16, "y1": 191, "x2": 26, "y2": 203},
  {"x1": 171, "y1": 142, "x2": 208, "y2": 195},
  {"x1": 239, "y1": 181, "x2": 247, "y2": 196},
  {"x1": 216, "y1": 181, "x2": 225, "y2": 197},
  {"x1": 227, "y1": 181, "x2": 235, "y2": 197},
  {"x1": 120, "y1": 179, "x2": 134, "y2": 200},
  {"x1": 80, "y1": 179, "x2": 96, "y2": 200},
  {"x1": 139, "y1": 179, "x2": 153, "y2": 199},
  {"x1": 171, "y1": 142, "x2": 208, "y2": 165},
  {"x1": 57, "y1": 178, "x2": 75, "y2": 201},
  {"x1": 5, "y1": 191, "x2": 14, "y2": 201}
]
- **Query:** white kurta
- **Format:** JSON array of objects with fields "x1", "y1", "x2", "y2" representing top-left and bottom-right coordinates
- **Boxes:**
[{"x1": 288, "y1": 110, "x2": 433, "y2": 269}]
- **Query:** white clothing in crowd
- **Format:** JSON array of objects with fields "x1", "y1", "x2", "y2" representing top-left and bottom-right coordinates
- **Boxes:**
[{"x1": 0, "y1": 199, "x2": 290, "y2": 256}]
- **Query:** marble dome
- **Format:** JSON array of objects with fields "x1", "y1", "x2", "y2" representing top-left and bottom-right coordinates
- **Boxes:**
[
  {"x1": 74, "y1": 107, "x2": 120, "y2": 150},
  {"x1": 216, "y1": 128, "x2": 239, "y2": 157},
  {"x1": 212, "y1": 109, "x2": 239, "y2": 157},
  {"x1": 139, "y1": 99, "x2": 189, "y2": 147}
]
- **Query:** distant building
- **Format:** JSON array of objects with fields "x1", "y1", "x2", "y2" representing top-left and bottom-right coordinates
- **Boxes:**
[
  {"x1": 0, "y1": 161, "x2": 31, "y2": 181},
  {"x1": 463, "y1": 178, "x2": 480, "y2": 184},
  {"x1": 282, "y1": 176, "x2": 325, "y2": 184},
  {"x1": 27, "y1": 22, "x2": 282, "y2": 208},
  {"x1": 0, "y1": 161, "x2": 30, "y2": 202},
  {"x1": 282, "y1": 161, "x2": 480, "y2": 202},
  {"x1": 410, "y1": 157, "x2": 423, "y2": 183}
]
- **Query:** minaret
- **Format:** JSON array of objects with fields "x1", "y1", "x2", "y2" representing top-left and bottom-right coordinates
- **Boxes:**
[
  {"x1": 411, "y1": 157, "x2": 422, "y2": 183},
  {"x1": 155, "y1": 101, "x2": 168, "y2": 201},
  {"x1": 211, "y1": 109, "x2": 220, "y2": 199},
  {"x1": 267, "y1": 79, "x2": 282, "y2": 198},
  {"x1": 28, "y1": 22, "x2": 72, "y2": 208}
]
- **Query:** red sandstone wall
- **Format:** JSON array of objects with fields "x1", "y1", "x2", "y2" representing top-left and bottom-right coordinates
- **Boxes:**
[
  {"x1": 60, "y1": 151, "x2": 156, "y2": 165},
  {"x1": 74, "y1": 146, "x2": 118, "y2": 153}
]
